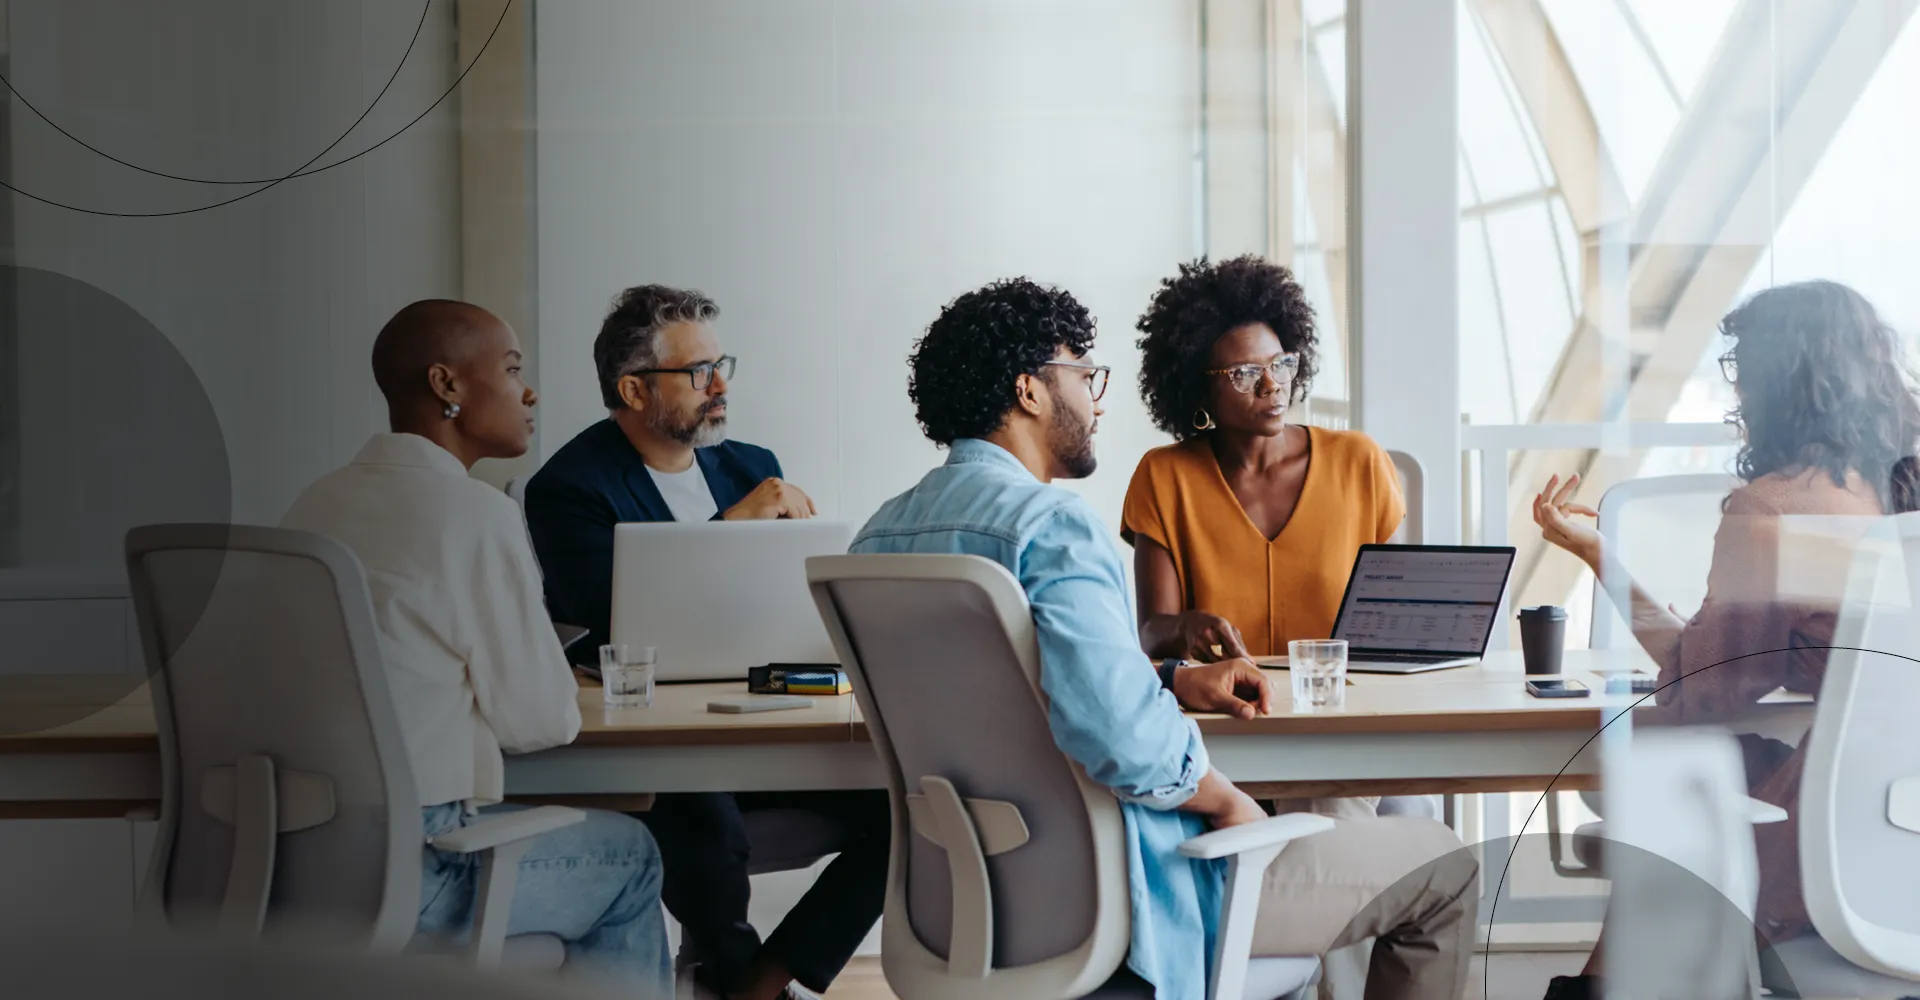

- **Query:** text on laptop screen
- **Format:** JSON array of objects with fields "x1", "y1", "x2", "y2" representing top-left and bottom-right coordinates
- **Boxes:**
[{"x1": 1335, "y1": 549, "x2": 1513, "y2": 653}]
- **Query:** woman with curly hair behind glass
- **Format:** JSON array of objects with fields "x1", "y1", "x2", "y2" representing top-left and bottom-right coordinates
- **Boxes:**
[
  {"x1": 1124, "y1": 255, "x2": 1404, "y2": 664},
  {"x1": 1529, "y1": 280, "x2": 1920, "y2": 1000}
]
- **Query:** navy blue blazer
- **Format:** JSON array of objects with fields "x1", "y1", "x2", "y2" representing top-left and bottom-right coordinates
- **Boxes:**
[{"x1": 524, "y1": 419, "x2": 782, "y2": 656}]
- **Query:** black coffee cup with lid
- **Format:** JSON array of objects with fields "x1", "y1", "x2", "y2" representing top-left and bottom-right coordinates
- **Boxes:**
[{"x1": 1517, "y1": 605, "x2": 1568, "y2": 675}]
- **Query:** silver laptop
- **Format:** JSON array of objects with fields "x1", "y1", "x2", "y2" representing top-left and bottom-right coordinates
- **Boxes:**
[
  {"x1": 610, "y1": 520, "x2": 853, "y2": 681},
  {"x1": 1326, "y1": 544, "x2": 1516, "y2": 674}
]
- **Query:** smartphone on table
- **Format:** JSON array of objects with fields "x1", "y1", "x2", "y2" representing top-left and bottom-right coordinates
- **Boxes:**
[{"x1": 1525, "y1": 678, "x2": 1589, "y2": 699}]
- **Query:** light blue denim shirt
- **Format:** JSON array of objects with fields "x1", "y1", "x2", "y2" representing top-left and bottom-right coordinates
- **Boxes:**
[{"x1": 852, "y1": 438, "x2": 1222, "y2": 1000}]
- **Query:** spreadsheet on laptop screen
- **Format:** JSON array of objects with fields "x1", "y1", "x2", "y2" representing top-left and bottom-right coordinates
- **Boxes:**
[{"x1": 1334, "y1": 549, "x2": 1513, "y2": 653}]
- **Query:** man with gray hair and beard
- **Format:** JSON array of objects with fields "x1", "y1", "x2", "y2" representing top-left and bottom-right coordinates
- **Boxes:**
[
  {"x1": 525, "y1": 285, "x2": 884, "y2": 1000},
  {"x1": 528, "y1": 283, "x2": 814, "y2": 654}
]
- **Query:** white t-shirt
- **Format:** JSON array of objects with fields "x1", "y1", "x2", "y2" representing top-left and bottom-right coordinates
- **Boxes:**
[{"x1": 648, "y1": 463, "x2": 721, "y2": 522}]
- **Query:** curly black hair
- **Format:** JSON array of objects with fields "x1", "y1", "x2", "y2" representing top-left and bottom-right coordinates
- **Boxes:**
[
  {"x1": 908, "y1": 278, "x2": 1097, "y2": 446},
  {"x1": 1723, "y1": 280, "x2": 1920, "y2": 513},
  {"x1": 1134, "y1": 255, "x2": 1319, "y2": 439}
]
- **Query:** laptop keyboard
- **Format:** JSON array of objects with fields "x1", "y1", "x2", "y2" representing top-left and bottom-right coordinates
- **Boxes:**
[{"x1": 1352, "y1": 651, "x2": 1462, "y2": 664}]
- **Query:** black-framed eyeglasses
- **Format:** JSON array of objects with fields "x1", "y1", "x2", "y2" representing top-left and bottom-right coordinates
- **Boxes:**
[
  {"x1": 1718, "y1": 352, "x2": 1737, "y2": 384},
  {"x1": 1042, "y1": 360, "x2": 1111, "y2": 401},
  {"x1": 631, "y1": 355, "x2": 736, "y2": 390},
  {"x1": 1205, "y1": 354, "x2": 1300, "y2": 394}
]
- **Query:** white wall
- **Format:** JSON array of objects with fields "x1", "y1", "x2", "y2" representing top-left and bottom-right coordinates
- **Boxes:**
[
  {"x1": 0, "y1": 0, "x2": 464, "y2": 930},
  {"x1": 535, "y1": 0, "x2": 1202, "y2": 530},
  {"x1": 1351, "y1": 0, "x2": 1460, "y2": 542},
  {"x1": 6, "y1": 0, "x2": 463, "y2": 545}
]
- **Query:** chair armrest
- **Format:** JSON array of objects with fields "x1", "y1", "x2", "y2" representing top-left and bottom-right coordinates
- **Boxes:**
[
  {"x1": 1184, "y1": 813, "x2": 1335, "y2": 1000},
  {"x1": 1177, "y1": 813, "x2": 1336, "y2": 860},
  {"x1": 1747, "y1": 797, "x2": 1788, "y2": 825},
  {"x1": 433, "y1": 806, "x2": 586, "y2": 970},
  {"x1": 429, "y1": 806, "x2": 586, "y2": 854}
]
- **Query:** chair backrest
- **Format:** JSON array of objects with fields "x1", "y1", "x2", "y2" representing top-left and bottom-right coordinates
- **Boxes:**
[
  {"x1": 1591, "y1": 474, "x2": 1740, "y2": 648},
  {"x1": 125, "y1": 524, "x2": 418, "y2": 952},
  {"x1": 1800, "y1": 512, "x2": 1920, "y2": 979},
  {"x1": 1386, "y1": 449, "x2": 1423, "y2": 545},
  {"x1": 808, "y1": 554, "x2": 1130, "y2": 1000},
  {"x1": 1604, "y1": 727, "x2": 1764, "y2": 998}
]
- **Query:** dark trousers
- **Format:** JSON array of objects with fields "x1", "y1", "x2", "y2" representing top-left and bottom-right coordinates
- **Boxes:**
[{"x1": 638, "y1": 789, "x2": 889, "y2": 994}]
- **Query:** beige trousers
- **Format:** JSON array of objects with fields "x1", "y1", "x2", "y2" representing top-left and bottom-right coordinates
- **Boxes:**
[{"x1": 1252, "y1": 816, "x2": 1479, "y2": 1000}]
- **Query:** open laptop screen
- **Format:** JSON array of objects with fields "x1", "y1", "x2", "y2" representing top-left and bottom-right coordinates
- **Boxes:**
[{"x1": 1330, "y1": 545, "x2": 1516, "y2": 656}]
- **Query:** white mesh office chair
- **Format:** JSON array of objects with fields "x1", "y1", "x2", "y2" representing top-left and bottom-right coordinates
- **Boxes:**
[
  {"x1": 1766, "y1": 513, "x2": 1920, "y2": 998},
  {"x1": 1604, "y1": 728, "x2": 1780, "y2": 999},
  {"x1": 1377, "y1": 450, "x2": 1444, "y2": 826},
  {"x1": 1550, "y1": 474, "x2": 1742, "y2": 878},
  {"x1": 1385, "y1": 450, "x2": 1424, "y2": 546},
  {"x1": 125, "y1": 524, "x2": 583, "y2": 970},
  {"x1": 504, "y1": 477, "x2": 536, "y2": 553},
  {"x1": 807, "y1": 553, "x2": 1328, "y2": 1000},
  {"x1": 1588, "y1": 473, "x2": 1740, "y2": 650}
]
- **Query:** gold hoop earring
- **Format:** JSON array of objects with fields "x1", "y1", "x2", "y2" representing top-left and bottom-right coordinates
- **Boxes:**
[{"x1": 1191, "y1": 408, "x2": 1215, "y2": 432}]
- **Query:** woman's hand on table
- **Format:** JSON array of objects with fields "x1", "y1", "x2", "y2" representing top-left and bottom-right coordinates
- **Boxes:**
[
  {"x1": 1168, "y1": 610, "x2": 1249, "y2": 662},
  {"x1": 1171, "y1": 658, "x2": 1273, "y2": 719},
  {"x1": 1532, "y1": 473, "x2": 1604, "y2": 570}
]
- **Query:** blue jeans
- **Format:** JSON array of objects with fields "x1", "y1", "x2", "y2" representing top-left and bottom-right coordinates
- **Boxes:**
[{"x1": 419, "y1": 802, "x2": 672, "y2": 995}]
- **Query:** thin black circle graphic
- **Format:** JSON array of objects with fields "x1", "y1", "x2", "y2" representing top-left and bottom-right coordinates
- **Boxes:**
[
  {"x1": 0, "y1": 0, "x2": 512, "y2": 218},
  {"x1": 1482, "y1": 643, "x2": 1915, "y2": 999},
  {"x1": 0, "y1": 264, "x2": 231, "y2": 736},
  {"x1": 0, "y1": 2, "x2": 430, "y2": 186}
]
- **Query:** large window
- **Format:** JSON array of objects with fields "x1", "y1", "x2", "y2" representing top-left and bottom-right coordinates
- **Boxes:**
[
  {"x1": 1452, "y1": 0, "x2": 1920, "y2": 932},
  {"x1": 1295, "y1": 0, "x2": 1349, "y2": 423},
  {"x1": 1456, "y1": 0, "x2": 1920, "y2": 643},
  {"x1": 1149, "y1": 0, "x2": 1358, "y2": 428}
]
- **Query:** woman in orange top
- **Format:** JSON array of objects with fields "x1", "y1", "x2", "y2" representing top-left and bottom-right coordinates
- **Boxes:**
[{"x1": 1124, "y1": 255, "x2": 1404, "y2": 662}]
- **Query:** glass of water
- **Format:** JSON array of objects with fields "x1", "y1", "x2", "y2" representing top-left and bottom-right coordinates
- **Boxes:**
[
  {"x1": 600, "y1": 644, "x2": 656, "y2": 710},
  {"x1": 1288, "y1": 639, "x2": 1348, "y2": 710}
]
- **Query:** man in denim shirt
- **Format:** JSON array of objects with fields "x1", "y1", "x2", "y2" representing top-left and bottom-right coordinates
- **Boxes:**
[{"x1": 852, "y1": 279, "x2": 1477, "y2": 1000}]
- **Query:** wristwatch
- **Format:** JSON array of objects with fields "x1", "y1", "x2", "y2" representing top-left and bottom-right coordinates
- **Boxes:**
[{"x1": 1157, "y1": 658, "x2": 1188, "y2": 691}]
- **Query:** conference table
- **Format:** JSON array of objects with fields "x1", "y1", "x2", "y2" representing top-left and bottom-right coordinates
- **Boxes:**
[{"x1": 0, "y1": 648, "x2": 1813, "y2": 819}]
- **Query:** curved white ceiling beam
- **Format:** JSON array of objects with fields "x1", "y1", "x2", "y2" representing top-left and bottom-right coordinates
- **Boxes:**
[{"x1": 1477, "y1": 0, "x2": 1916, "y2": 609}]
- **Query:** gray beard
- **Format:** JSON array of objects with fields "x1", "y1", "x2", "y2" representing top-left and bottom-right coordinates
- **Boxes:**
[
  {"x1": 651, "y1": 401, "x2": 729, "y2": 448},
  {"x1": 687, "y1": 417, "x2": 728, "y2": 448}
]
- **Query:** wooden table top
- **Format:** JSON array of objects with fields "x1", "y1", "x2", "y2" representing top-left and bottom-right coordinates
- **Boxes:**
[
  {"x1": 844, "y1": 647, "x2": 1807, "y2": 737},
  {"x1": 0, "y1": 648, "x2": 1810, "y2": 754},
  {"x1": 0, "y1": 670, "x2": 862, "y2": 753}
]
